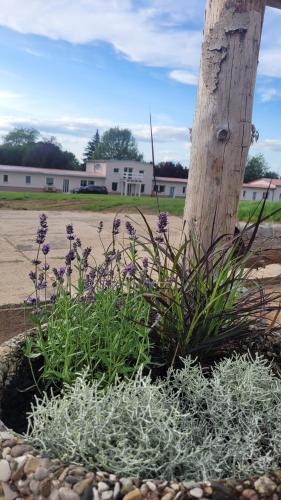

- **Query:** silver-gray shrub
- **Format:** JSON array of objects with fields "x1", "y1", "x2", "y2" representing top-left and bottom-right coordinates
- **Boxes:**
[{"x1": 26, "y1": 354, "x2": 281, "y2": 481}]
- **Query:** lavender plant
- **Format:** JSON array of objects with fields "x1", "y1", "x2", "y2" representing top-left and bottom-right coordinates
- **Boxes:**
[{"x1": 24, "y1": 214, "x2": 151, "y2": 386}]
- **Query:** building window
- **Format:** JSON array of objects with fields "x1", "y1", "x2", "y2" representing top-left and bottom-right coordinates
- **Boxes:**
[
  {"x1": 182, "y1": 186, "x2": 186, "y2": 194},
  {"x1": 25, "y1": 175, "x2": 31, "y2": 185},
  {"x1": 139, "y1": 170, "x2": 144, "y2": 174},
  {"x1": 81, "y1": 179, "x2": 87, "y2": 187},
  {"x1": 159, "y1": 185, "x2": 165, "y2": 193},
  {"x1": 252, "y1": 191, "x2": 257, "y2": 201},
  {"x1": 112, "y1": 182, "x2": 118, "y2": 192},
  {"x1": 124, "y1": 168, "x2": 133, "y2": 173},
  {"x1": 262, "y1": 192, "x2": 268, "y2": 200},
  {"x1": 113, "y1": 168, "x2": 119, "y2": 173},
  {"x1": 88, "y1": 180, "x2": 95, "y2": 185},
  {"x1": 279, "y1": 193, "x2": 281, "y2": 201},
  {"x1": 243, "y1": 190, "x2": 246, "y2": 198},
  {"x1": 3, "y1": 174, "x2": 8, "y2": 183},
  {"x1": 141, "y1": 184, "x2": 145, "y2": 194},
  {"x1": 46, "y1": 177, "x2": 54, "y2": 186}
]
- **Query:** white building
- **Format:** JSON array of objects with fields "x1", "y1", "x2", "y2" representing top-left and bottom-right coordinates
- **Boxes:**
[
  {"x1": 0, "y1": 162, "x2": 279, "y2": 201},
  {"x1": 240, "y1": 178, "x2": 281, "y2": 201}
]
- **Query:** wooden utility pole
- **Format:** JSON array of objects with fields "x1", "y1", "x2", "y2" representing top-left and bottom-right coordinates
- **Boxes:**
[{"x1": 184, "y1": 0, "x2": 275, "y2": 250}]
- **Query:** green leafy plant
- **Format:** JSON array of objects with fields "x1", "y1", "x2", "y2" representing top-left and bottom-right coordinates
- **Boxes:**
[{"x1": 27, "y1": 354, "x2": 281, "y2": 481}]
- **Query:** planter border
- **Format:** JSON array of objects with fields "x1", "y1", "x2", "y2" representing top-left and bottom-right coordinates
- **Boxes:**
[{"x1": 0, "y1": 334, "x2": 281, "y2": 499}]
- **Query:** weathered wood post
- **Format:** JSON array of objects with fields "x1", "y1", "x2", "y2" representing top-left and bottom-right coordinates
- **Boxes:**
[{"x1": 184, "y1": 0, "x2": 269, "y2": 250}]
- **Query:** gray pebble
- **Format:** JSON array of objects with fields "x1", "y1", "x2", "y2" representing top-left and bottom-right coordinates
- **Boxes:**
[
  {"x1": 0, "y1": 458, "x2": 11, "y2": 481},
  {"x1": 34, "y1": 466, "x2": 48, "y2": 481},
  {"x1": 58, "y1": 486, "x2": 80, "y2": 500},
  {"x1": 101, "y1": 491, "x2": 113, "y2": 500},
  {"x1": 98, "y1": 481, "x2": 110, "y2": 493}
]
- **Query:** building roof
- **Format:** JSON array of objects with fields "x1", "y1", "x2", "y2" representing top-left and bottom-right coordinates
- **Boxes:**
[
  {"x1": 155, "y1": 176, "x2": 188, "y2": 184},
  {"x1": 243, "y1": 178, "x2": 277, "y2": 189},
  {"x1": 0, "y1": 165, "x2": 105, "y2": 178}
]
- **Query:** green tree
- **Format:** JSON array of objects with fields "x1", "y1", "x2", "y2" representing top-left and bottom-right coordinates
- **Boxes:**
[
  {"x1": 3, "y1": 127, "x2": 39, "y2": 146},
  {"x1": 93, "y1": 127, "x2": 143, "y2": 161},
  {"x1": 243, "y1": 154, "x2": 279, "y2": 182},
  {"x1": 83, "y1": 130, "x2": 100, "y2": 162}
]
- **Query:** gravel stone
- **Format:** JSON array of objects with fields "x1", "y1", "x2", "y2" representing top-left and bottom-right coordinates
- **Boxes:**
[
  {"x1": 0, "y1": 459, "x2": 11, "y2": 481},
  {"x1": 73, "y1": 478, "x2": 93, "y2": 495},
  {"x1": 2, "y1": 446, "x2": 11, "y2": 459},
  {"x1": 39, "y1": 477, "x2": 52, "y2": 497},
  {"x1": 161, "y1": 493, "x2": 175, "y2": 500},
  {"x1": 29, "y1": 479, "x2": 40, "y2": 495},
  {"x1": 147, "y1": 481, "x2": 158, "y2": 492},
  {"x1": 113, "y1": 482, "x2": 120, "y2": 499},
  {"x1": 82, "y1": 486, "x2": 94, "y2": 500},
  {"x1": 189, "y1": 487, "x2": 204, "y2": 498},
  {"x1": 101, "y1": 490, "x2": 113, "y2": 500},
  {"x1": 65, "y1": 475, "x2": 80, "y2": 485},
  {"x1": 254, "y1": 476, "x2": 277, "y2": 496},
  {"x1": 10, "y1": 444, "x2": 33, "y2": 458},
  {"x1": 120, "y1": 478, "x2": 134, "y2": 494},
  {"x1": 24, "y1": 456, "x2": 42, "y2": 474},
  {"x1": 98, "y1": 481, "x2": 110, "y2": 493},
  {"x1": 93, "y1": 487, "x2": 100, "y2": 500},
  {"x1": 240, "y1": 489, "x2": 259, "y2": 500},
  {"x1": 123, "y1": 488, "x2": 142, "y2": 500},
  {"x1": 58, "y1": 486, "x2": 80, "y2": 500},
  {"x1": 2, "y1": 483, "x2": 17, "y2": 500},
  {"x1": 34, "y1": 466, "x2": 49, "y2": 481}
]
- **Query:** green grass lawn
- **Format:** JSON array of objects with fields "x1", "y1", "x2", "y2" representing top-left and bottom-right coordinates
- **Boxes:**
[{"x1": 1, "y1": 191, "x2": 281, "y2": 221}]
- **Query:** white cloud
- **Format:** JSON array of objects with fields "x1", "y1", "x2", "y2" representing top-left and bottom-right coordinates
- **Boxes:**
[
  {"x1": 0, "y1": 90, "x2": 24, "y2": 109},
  {"x1": 258, "y1": 87, "x2": 281, "y2": 102},
  {"x1": 23, "y1": 47, "x2": 44, "y2": 57},
  {"x1": 0, "y1": 114, "x2": 189, "y2": 161},
  {"x1": 169, "y1": 70, "x2": 197, "y2": 85},
  {"x1": 0, "y1": 0, "x2": 202, "y2": 73}
]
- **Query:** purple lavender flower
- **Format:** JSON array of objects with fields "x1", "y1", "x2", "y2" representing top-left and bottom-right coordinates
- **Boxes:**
[
  {"x1": 66, "y1": 223, "x2": 74, "y2": 240},
  {"x1": 157, "y1": 212, "x2": 168, "y2": 234},
  {"x1": 75, "y1": 237, "x2": 81, "y2": 247},
  {"x1": 53, "y1": 266, "x2": 65, "y2": 282},
  {"x1": 25, "y1": 296, "x2": 37, "y2": 305},
  {"x1": 82, "y1": 247, "x2": 91, "y2": 268},
  {"x1": 123, "y1": 263, "x2": 136, "y2": 277},
  {"x1": 42, "y1": 263, "x2": 50, "y2": 271},
  {"x1": 29, "y1": 271, "x2": 36, "y2": 282},
  {"x1": 50, "y1": 294, "x2": 57, "y2": 303},
  {"x1": 38, "y1": 272, "x2": 47, "y2": 289},
  {"x1": 125, "y1": 221, "x2": 136, "y2": 239},
  {"x1": 65, "y1": 249, "x2": 75, "y2": 265},
  {"x1": 97, "y1": 221, "x2": 103, "y2": 234},
  {"x1": 42, "y1": 243, "x2": 50, "y2": 255},
  {"x1": 142, "y1": 256, "x2": 149, "y2": 268},
  {"x1": 112, "y1": 217, "x2": 121, "y2": 235},
  {"x1": 32, "y1": 258, "x2": 41, "y2": 265},
  {"x1": 36, "y1": 213, "x2": 48, "y2": 244},
  {"x1": 66, "y1": 266, "x2": 73, "y2": 276}
]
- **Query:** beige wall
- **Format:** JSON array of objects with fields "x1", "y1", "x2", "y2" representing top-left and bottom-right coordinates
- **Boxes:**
[
  {"x1": 87, "y1": 161, "x2": 154, "y2": 195},
  {"x1": 240, "y1": 187, "x2": 275, "y2": 201},
  {"x1": 0, "y1": 171, "x2": 105, "y2": 193},
  {"x1": 155, "y1": 179, "x2": 187, "y2": 198}
]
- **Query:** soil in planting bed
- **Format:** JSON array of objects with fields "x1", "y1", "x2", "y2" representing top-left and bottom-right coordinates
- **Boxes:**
[
  {"x1": 1, "y1": 354, "x2": 59, "y2": 435},
  {"x1": 0, "y1": 304, "x2": 33, "y2": 344}
]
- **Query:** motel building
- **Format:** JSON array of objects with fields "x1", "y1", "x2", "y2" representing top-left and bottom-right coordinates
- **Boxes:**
[{"x1": 0, "y1": 161, "x2": 279, "y2": 201}]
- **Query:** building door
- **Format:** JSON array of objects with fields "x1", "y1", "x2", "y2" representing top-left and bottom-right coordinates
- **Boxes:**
[
  {"x1": 169, "y1": 186, "x2": 175, "y2": 198},
  {"x1": 63, "y1": 179, "x2": 69, "y2": 193}
]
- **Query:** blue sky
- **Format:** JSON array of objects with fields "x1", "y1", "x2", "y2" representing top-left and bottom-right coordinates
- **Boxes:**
[{"x1": 0, "y1": 1, "x2": 281, "y2": 170}]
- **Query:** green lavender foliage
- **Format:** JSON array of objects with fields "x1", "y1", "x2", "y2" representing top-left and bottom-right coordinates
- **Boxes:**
[
  {"x1": 25, "y1": 288, "x2": 151, "y2": 386},
  {"x1": 27, "y1": 354, "x2": 281, "y2": 480}
]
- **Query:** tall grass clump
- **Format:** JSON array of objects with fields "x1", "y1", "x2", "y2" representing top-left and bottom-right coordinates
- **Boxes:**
[{"x1": 27, "y1": 354, "x2": 281, "y2": 481}]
